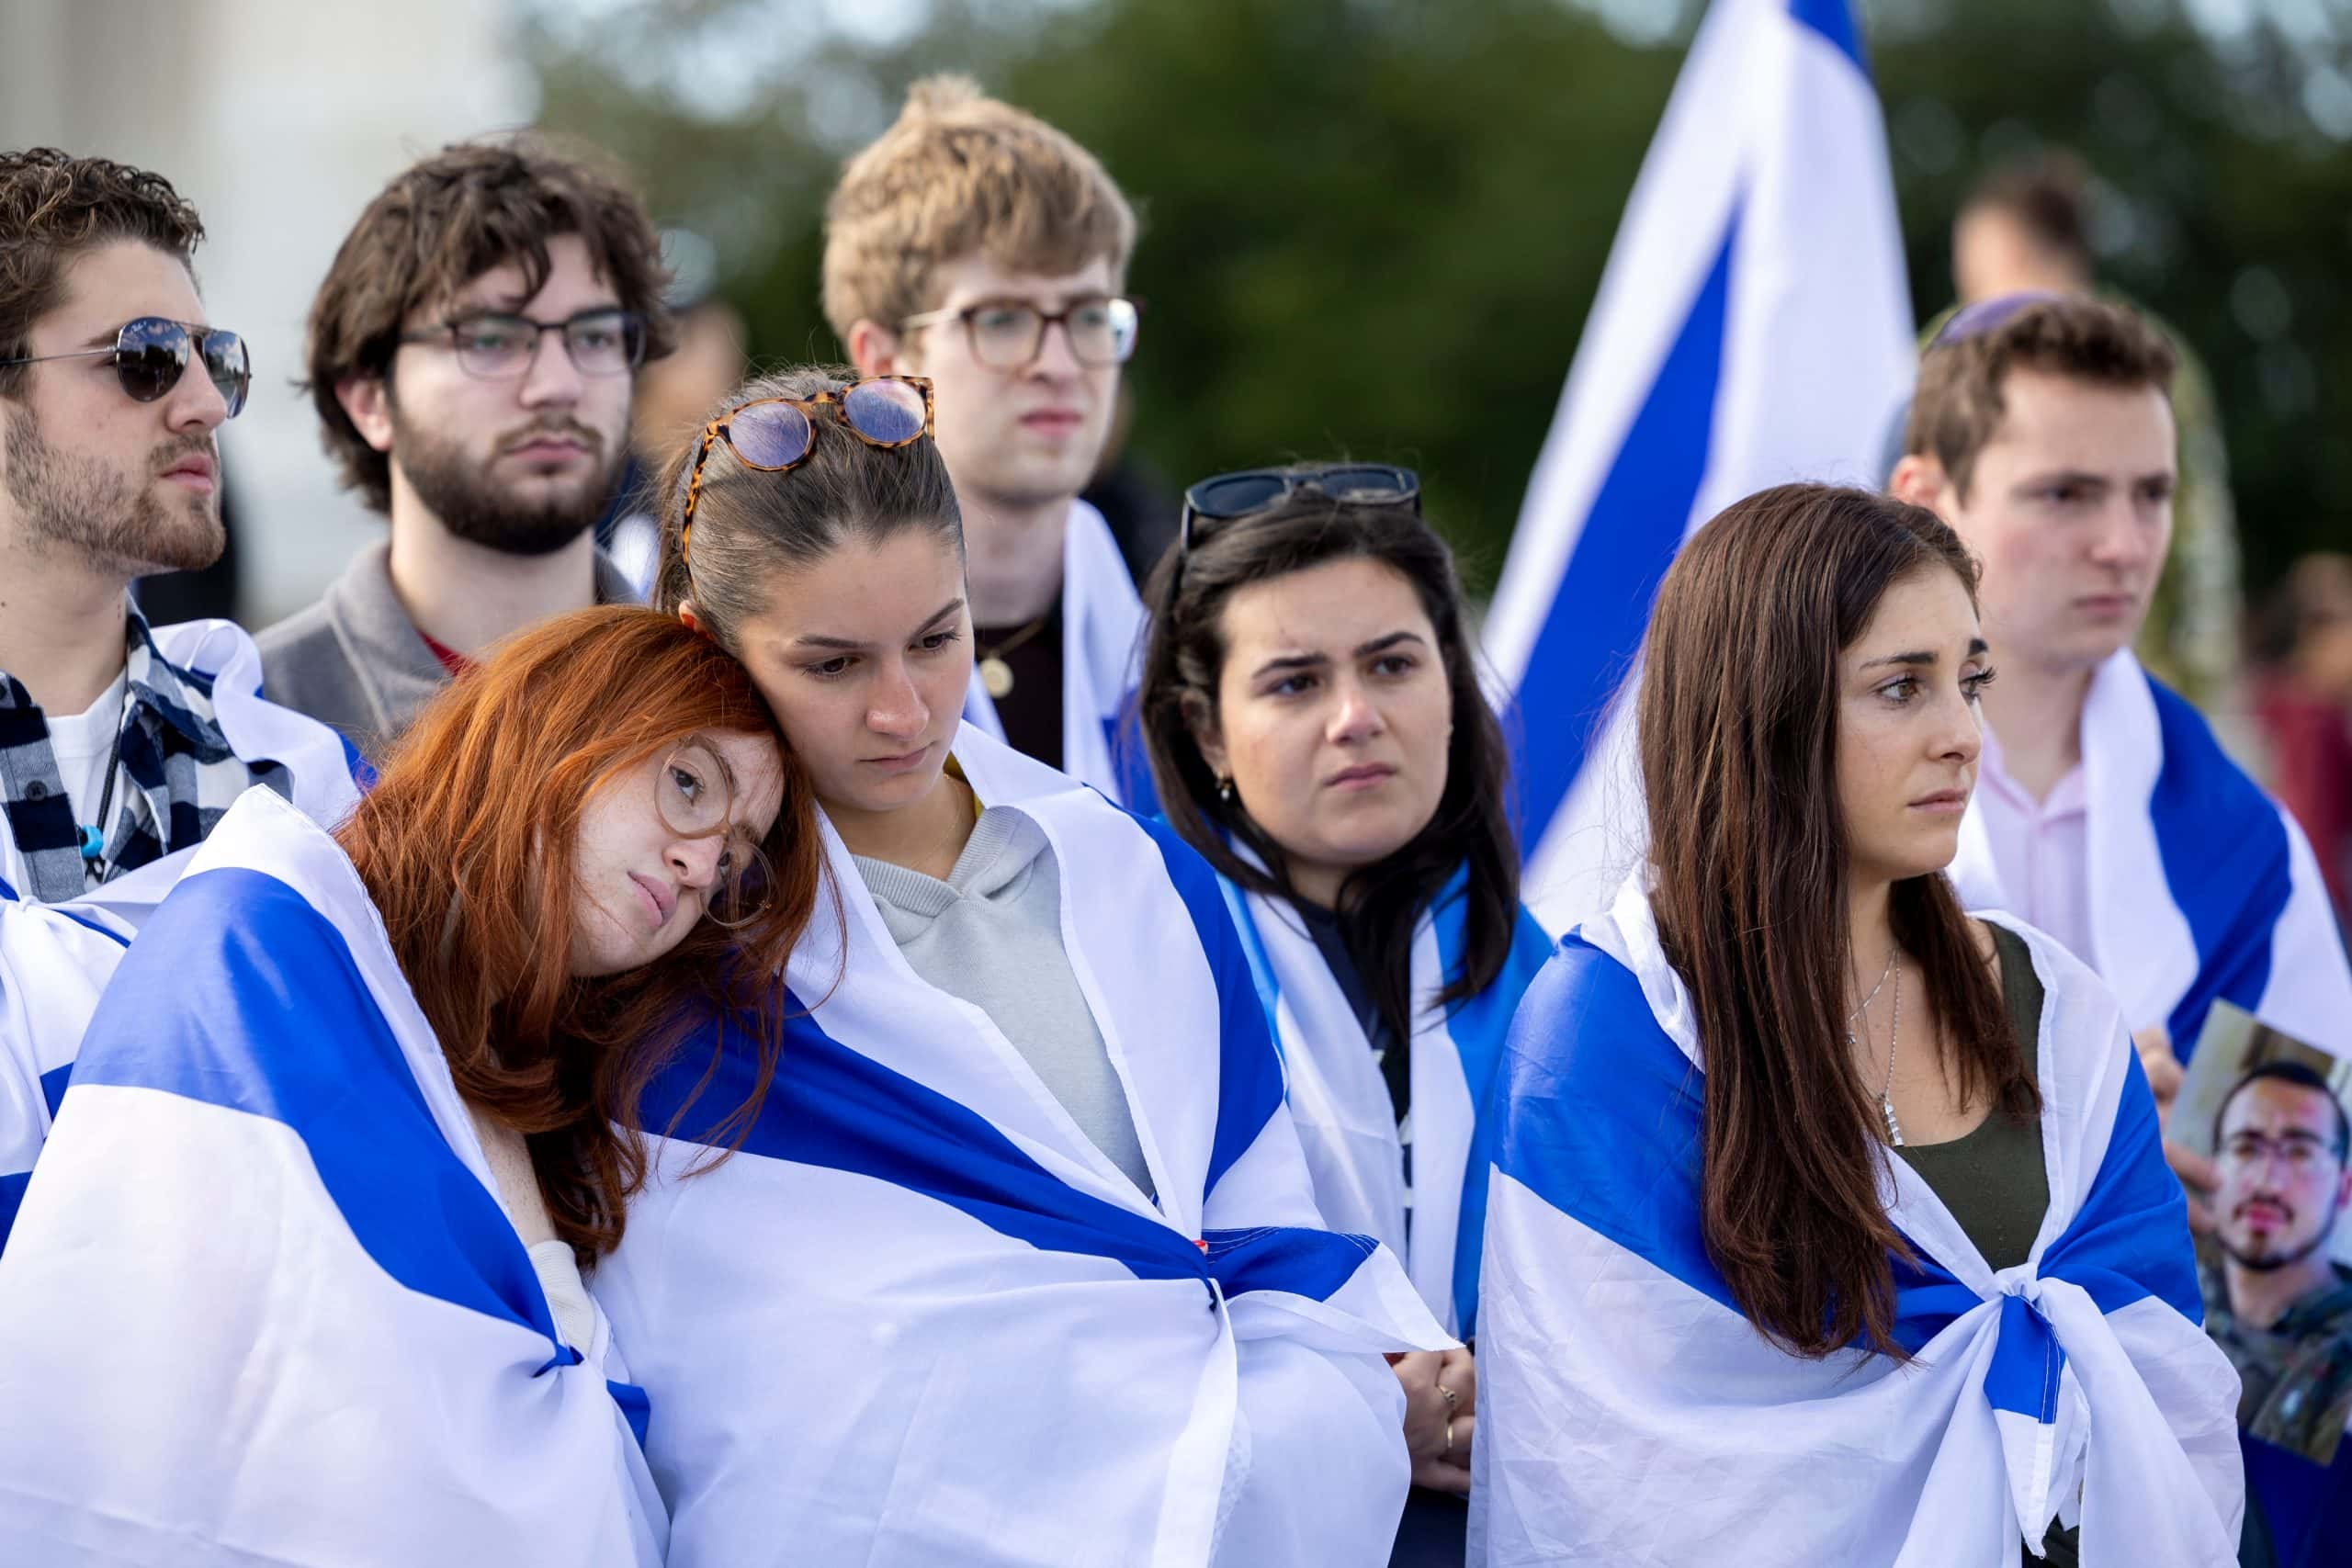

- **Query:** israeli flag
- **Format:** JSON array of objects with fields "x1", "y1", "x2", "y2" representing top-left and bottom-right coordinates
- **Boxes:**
[
  {"x1": 960, "y1": 498, "x2": 1157, "y2": 807},
  {"x1": 594, "y1": 725, "x2": 1448, "y2": 1568},
  {"x1": 1953, "y1": 649, "x2": 2352, "y2": 1060},
  {"x1": 0, "y1": 618, "x2": 365, "y2": 1250},
  {"x1": 0, "y1": 788, "x2": 663, "y2": 1566},
  {"x1": 1470, "y1": 874, "x2": 2245, "y2": 1565},
  {"x1": 1482, "y1": 0, "x2": 1916, "y2": 932}
]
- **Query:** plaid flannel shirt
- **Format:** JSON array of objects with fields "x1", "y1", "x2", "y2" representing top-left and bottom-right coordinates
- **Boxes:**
[{"x1": 0, "y1": 609, "x2": 291, "y2": 903}]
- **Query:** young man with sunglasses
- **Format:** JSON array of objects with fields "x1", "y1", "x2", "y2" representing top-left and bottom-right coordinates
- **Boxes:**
[
  {"x1": 0, "y1": 148, "x2": 359, "y2": 906},
  {"x1": 1891, "y1": 293, "x2": 2352, "y2": 1217},
  {"x1": 258, "y1": 139, "x2": 673, "y2": 761},
  {"x1": 828, "y1": 75, "x2": 1153, "y2": 804}
]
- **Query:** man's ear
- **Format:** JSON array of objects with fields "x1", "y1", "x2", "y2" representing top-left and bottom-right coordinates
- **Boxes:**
[
  {"x1": 1888, "y1": 452, "x2": 1954, "y2": 516},
  {"x1": 336, "y1": 375, "x2": 395, "y2": 455},
  {"x1": 846, "y1": 319, "x2": 908, "y2": 379}
]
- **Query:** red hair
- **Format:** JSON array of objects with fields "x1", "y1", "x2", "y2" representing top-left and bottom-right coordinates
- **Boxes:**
[{"x1": 336, "y1": 605, "x2": 820, "y2": 1260}]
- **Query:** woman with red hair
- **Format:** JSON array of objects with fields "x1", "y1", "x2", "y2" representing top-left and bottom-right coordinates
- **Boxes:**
[{"x1": 0, "y1": 605, "x2": 819, "y2": 1568}]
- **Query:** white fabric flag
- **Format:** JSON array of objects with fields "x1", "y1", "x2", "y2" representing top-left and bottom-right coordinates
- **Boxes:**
[
  {"x1": 0, "y1": 788, "x2": 663, "y2": 1567},
  {"x1": 594, "y1": 724, "x2": 1448, "y2": 1568},
  {"x1": 960, "y1": 497, "x2": 1155, "y2": 806},
  {"x1": 1220, "y1": 866, "x2": 1555, "y2": 1335},
  {"x1": 1952, "y1": 649, "x2": 2352, "y2": 1061},
  {"x1": 1471, "y1": 873, "x2": 2245, "y2": 1566},
  {"x1": 1481, "y1": 0, "x2": 1915, "y2": 932},
  {"x1": 0, "y1": 619, "x2": 364, "y2": 1248}
]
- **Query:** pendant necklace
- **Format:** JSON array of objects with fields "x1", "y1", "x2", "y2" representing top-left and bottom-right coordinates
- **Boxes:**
[
  {"x1": 75, "y1": 674, "x2": 133, "y2": 880},
  {"x1": 976, "y1": 607, "x2": 1054, "y2": 701},
  {"x1": 1846, "y1": 948, "x2": 1905, "y2": 1146}
]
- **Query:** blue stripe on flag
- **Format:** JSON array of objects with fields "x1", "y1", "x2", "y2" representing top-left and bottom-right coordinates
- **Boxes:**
[
  {"x1": 607, "y1": 1379, "x2": 652, "y2": 1452},
  {"x1": 39, "y1": 1060, "x2": 70, "y2": 1121},
  {"x1": 1433, "y1": 880, "x2": 1557, "y2": 1336},
  {"x1": 1509, "y1": 213, "x2": 1740, "y2": 852},
  {"x1": 1788, "y1": 0, "x2": 1866, "y2": 71},
  {"x1": 641, "y1": 995, "x2": 1370, "y2": 1306},
  {"x1": 2142, "y1": 672, "x2": 2292, "y2": 1055},
  {"x1": 1501, "y1": 934, "x2": 2198, "y2": 1373},
  {"x1": 0, "y1": 1168, "x2": 28, "y2": 1248},
  {"x1": 1133, "y1": 815, "x2": 1288, "y2": 1198},
  {"x1": 66, "y1": 867, "x2": 566, "y2": 1348}
]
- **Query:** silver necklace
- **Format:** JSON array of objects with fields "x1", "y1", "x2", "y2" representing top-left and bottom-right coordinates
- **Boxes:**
[{"x1": 1846, "y1": 949, "x2": 1905, "y2": 1146}]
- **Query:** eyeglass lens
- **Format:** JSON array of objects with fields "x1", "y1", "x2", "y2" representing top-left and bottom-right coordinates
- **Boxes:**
[
  {"x1": 967, "y1": 298, "x2": 1137, "y2": 368},
  {"x1": 449, "y1": 310, "x2": 643, "y2": 378},
  {"x1": 115, "y1": 318, "x2": 251, "y2": 416}
]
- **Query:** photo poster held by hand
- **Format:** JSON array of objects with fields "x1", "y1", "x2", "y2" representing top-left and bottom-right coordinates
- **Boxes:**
[{"x1": 2176, "y1": 999, "x2": 2352, "y2": 1267}]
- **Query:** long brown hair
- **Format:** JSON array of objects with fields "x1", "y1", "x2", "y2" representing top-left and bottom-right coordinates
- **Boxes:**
[
  {"x1": 1637, "y1": 484, "x2": 2035, "y2": 1359},
  {"x1": 337, "y1": 605, "x2": 820, "y2": 1262}
]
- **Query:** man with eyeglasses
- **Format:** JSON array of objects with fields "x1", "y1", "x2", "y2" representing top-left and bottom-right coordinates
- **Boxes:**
[
  {"x1": 0, "y1": 148, "x2": 362, "y2": 1250},
  {"x1": 828, "y1": 76, "x2": 1154, "y2": 805},
  {"x1": 2203, "y1": 1060, "x2": 2352, "y2": 1563},
  {"x1": 0, "y1": 148, "x2": 359, "y2": 906},
  {"x1": 258, "y1": 139, "x2": 673, "y2": 761}
]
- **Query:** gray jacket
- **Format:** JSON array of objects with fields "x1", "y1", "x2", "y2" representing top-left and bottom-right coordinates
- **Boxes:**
[{"x1": 254, "y1": 541, "x2": 639, "y2": 763}]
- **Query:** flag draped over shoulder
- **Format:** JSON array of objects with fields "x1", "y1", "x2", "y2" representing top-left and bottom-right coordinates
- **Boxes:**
[
  {"x1": 1952, "y1": 649, "x2": 2352, "y2": 1060},
  {"x1": 1220, "y1": 866, "x2": 1555, "y2": 1335},
  {"x1": 0, "y1": 788, "x2": 662, "y2": 1568},
  {"x1": 959, "y1": 498, "x2": 1156, "y2": 807},
  {"x1": 0, "y1": 621, "x2": 364, "y2": 1249},
  {"x1": 1481, "y1": 0, "x2": 1915, "y2": 932},
  {"x1": 1471, "y1": 873, "x2": 2245, "y2": 1567},
  {"x1": 594, "y1": 725, "x2": 1446, "y2": 1568}
]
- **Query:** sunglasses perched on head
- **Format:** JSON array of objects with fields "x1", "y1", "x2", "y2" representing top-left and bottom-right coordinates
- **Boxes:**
[
  {"x1": 1178, "y1": 464, "x2": 1421, "y2": 556},
  {"x1": 677, "y1": 376, "x2": 934, "y2": 561},
  {"x1": 0, "y1": 316, "x2": 251, "y2": 416}
]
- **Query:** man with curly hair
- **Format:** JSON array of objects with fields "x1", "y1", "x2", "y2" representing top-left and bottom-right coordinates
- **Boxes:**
[
  {"x1": 258, "y1": 138, "x2": 673, "y2": 761},
  {"x1": 0, "y1": 147, "x2": 356, "y2": 905}
]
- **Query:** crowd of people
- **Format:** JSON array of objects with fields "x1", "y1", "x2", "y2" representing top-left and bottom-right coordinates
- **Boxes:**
[{"x1": 1, "y1": 74, "x2": 2349, "y2": 1568}]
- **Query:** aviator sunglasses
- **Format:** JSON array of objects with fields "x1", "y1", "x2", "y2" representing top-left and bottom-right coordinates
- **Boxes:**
[
  {"x1": 0, "y1": 316, "x2": 252, "y2": 417},
  {"x1": 678, "y1": 376, "x2": 934, "y2": 560},
  {"x1": 1178, "y1": 464, "x2": 1421, "y2": 556}
]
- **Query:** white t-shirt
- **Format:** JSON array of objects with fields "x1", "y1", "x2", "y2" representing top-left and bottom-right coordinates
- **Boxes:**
[{"x1": 0, "y1": 670, "x2": 127, "y2": 897}]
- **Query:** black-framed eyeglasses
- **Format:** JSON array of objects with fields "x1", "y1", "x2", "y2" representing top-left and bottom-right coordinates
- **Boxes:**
[
  {"x1": 0, "y1": 316, "x2": 251, "y2": 417},
  {"x1": 399, "y1": 308, "x2": 647, "y2": 379},
  {"x1": 1178, "y1": 464, "x2": 1421, "y2": 556},
  {"x1": 678, "y1": 376, "x2": 934, "y2": 565},
  {"x1": 899, "y1": 295, "x2": 1140, "y2": 370}
]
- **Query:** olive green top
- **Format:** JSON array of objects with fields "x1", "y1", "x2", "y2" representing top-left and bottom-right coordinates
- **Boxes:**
[
  {"x1": 1892, "y1": 923, "x2": 2076, "y2": 1566},
  {"x1": 1894, "y1": 923, "x2": 2051, "y2": 1273}
]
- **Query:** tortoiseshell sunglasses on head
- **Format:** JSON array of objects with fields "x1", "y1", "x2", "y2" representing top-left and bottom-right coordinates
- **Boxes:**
[{"x1": 677, "y1": 376, "x2": 934, "y2": 561}]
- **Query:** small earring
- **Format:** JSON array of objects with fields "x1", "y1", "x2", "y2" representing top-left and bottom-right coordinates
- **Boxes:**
[{"x1": 1217, "y1": 775, "x2": 1236, "y2": 805}]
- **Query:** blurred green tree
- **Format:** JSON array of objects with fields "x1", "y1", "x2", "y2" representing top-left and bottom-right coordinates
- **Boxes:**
[{"x1": 526, "y1": 0, "x2": 2352, "y2": 602}]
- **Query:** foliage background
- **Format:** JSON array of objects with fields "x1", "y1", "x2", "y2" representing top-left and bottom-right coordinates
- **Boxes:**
[{"x1": 526, "y1": 0, "x2": 2352, "y2": 604}]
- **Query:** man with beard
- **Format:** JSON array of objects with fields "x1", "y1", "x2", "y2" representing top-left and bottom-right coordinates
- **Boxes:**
[
  {"x1": 260, "y1": 139, "x2": 672, "y2": 760},
  {"x1": 0, "y1": 149, "x2": 358, "y2": 903},
  {"x1": 2203, "y1": 1060, "x2": 2352, "y2": 1563}
]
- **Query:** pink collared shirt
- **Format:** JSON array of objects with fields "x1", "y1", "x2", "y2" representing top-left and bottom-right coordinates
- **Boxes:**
[{"x1": 1972, "y1": 726, "x2": 2097, "y2": 966}]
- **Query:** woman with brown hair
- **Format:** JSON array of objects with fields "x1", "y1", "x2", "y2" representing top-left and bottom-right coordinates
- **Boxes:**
[
  {"x1": 0, "y1": 605, "x2": 818, "y2": 1568},
  {"x1": 1471, "y1": 485, "x2": 2243, "y2": 1566}
]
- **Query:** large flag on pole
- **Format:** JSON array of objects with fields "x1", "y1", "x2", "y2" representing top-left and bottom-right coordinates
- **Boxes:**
[{"x1": 1483, "y1": 0, "x2": 1916, "y2": 932}]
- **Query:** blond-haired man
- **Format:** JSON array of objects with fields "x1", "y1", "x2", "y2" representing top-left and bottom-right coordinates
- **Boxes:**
[{"x1": 827, "y1": 76, "x2": 1150, "y2": 804}]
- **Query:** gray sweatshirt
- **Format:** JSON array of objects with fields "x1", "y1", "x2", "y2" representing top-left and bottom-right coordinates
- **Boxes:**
[{"x1": 854, "y1": 807, "x2": 1155, "y2": 1199}]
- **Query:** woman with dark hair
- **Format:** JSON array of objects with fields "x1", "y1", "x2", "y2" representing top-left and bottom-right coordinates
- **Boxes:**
[
  {"x1": 596, "y1": 369, "x2": 1448, "y2": 1568},
  {"x1": 0, "y1": 606, "x2": 818, "y2": 1567},
  {"x1": 1473, "y1": 485, "x2": 2243, "y2": 1567},
  {"x1": 1136, "y1": 465, "x2": 1552, "y2": 1547}
]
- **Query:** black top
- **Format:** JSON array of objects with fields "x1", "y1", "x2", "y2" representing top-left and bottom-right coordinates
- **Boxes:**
[
  {"x1": 976, "y1": 597, "x2": 1065, "y2": 772},
  {"x1": 1296, "y1": 900, "x2": 1408, "y2": 1123}
]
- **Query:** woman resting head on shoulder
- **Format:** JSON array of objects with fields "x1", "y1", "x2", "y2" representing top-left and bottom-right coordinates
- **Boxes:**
[
  {"x1": 1472, "y1": 484, "x2": 2243, "y2": 1568},
  {"x1": 1138, "y1": 464, "x2": 1555, "y2": 1508},
  {"x1": 602, "y1": 371, "x2": 1451, "y2": 1568},
  {"x1": 0, "y1": 604, "x2": 820, "y2": 1568}
]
